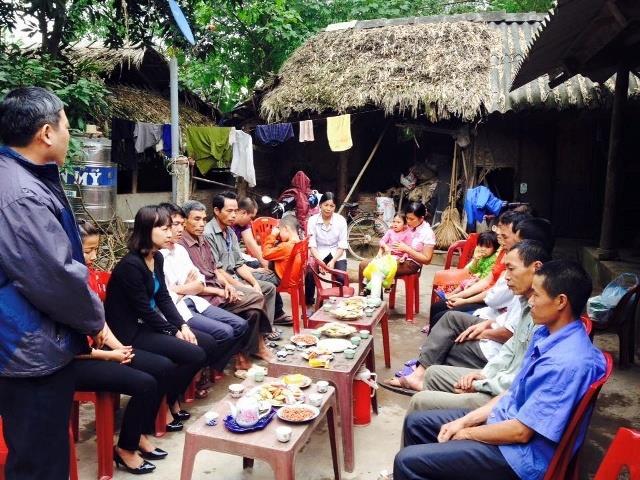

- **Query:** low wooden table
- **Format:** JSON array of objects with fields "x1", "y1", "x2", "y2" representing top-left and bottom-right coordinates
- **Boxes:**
[
  {"x1": 268, "y1": 332, "x2": 377, "y2": 473},
  {"x1": 180, "y1": 377, "x2": 341, "y2": 480},
  {"x1": 307, "y1": 300, "x2": 391, "y2": 368}
]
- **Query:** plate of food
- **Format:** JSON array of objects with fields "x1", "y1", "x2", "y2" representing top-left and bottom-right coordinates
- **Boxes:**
[
  {"x1": 317, "y1": 338, "x2": 354, "y2": 353},
  {"x1": 290, "y1": 333, "x2": 319, "y2": 347},
  {"x1": 280, "y1": 373, "x2": 312, "y2": 389},
  {"x1": 247, "y1": 383, "x2": 304, "y2": 407},
  {"x1": 317, "y1": 322, "x2": 357, "y2": 338},
  {"x1": 331, "y1": 307, "x2": 363, "y2": 320},
  {"x1": 276, "y1": 404, "x2": 320, "y2": 423}
]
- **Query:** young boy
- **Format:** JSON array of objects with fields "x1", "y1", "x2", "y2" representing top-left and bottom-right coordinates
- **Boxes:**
[{"x1": 262, "y1": 216, "x2": 303, "y2": 283}]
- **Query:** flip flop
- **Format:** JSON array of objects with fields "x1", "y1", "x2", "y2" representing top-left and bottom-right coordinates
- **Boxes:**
[
  {"x1": 380, "y1": 376, "x2": 417, "y2": 396},
  {"x1": 274, "y1": 314, "x2": 294, "y2": 326},
  {"x1": 395, "y1": 359, "x2": 418, "y2": 378},
  {"x1": 265, "y1": 331, "x2": 282, "y2": 341},
  {"x1": 420, "y1": 325, "x2": 430, "y2": 334}
]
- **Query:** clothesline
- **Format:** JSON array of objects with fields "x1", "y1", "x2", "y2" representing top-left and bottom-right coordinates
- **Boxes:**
[{"x1": 244, "y1": 107, "x2": 385, "y2": 131}]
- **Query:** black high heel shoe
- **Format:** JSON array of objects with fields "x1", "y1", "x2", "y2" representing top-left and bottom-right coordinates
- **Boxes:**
[
  {"x1": 166, "y1": 418, "x2": 183, "y2": 432},
  {"x1": 139, "y1": 446, "x2": 168, "y2": 460},
  {"x1": 173, "y1": 409, "x2": 190, "y2": 421},
  {"x1": 113, "y1": 447, "x2": 156, "y2": 475}
]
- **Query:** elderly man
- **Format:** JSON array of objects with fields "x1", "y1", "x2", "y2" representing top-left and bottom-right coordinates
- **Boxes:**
[
  {"x1": 204, "y1": 191, "x2": 281, "y2": 326},
  {"x1": 0, "y1": 87, "x2": 105, "y2": 479},
  {"x1": 179, "y1": 199, "x2": 273, "y2": 366},
  {"x1": 394, "y1": 260, "x2": 605, "y2": 480}
]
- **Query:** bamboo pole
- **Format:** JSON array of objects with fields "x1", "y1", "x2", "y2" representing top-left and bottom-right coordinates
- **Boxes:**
[{"x1": 337, "y1": 122, "x2": 390, "y2": 215}]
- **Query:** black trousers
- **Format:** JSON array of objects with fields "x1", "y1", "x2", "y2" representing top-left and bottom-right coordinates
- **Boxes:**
[
  {"x1": 70, "y1": 348, "x2": 171, "y2": 451},
  {"x1": 0, "y1": 364, "x2": 75, "y2": 480},
  {"x1": 305, "y1": 254, "x2": 348, "y2": 305},
  {"x1": 131, "y1": 326, "x2": 207, "y2": 406},
  {"x1": 395, "y1": 409, "x2": 518, "y2": 480},
  {"x1": 185, "y1": 299, "x2": 248, "y2": 370},
  {"x1": 429, "y1": 300, "x2": 486, "y2": 328}
]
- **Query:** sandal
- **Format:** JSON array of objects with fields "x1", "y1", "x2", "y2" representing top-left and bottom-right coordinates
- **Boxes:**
[
  {"x1": 265, "y1": 331, "x2": 282, "y2": 341},
  {"x1": 420, "y1": 325, "x2": 430, "y2": 334},
  {"x1": 380, "y1": 376, "x2": 418, "y2": 396},
  {"x1": 395, "y1": 359, "x2": 418, "y2": 378}
]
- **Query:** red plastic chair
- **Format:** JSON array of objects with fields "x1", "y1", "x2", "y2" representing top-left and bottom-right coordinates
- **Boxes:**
[
  {"x1": 443, "y1": 233, "x2": 478, "y2": 270},
  {"x1": 1, "y1": 418, "x2": 78, "y2": 480},
  {"x1": 389, "y1": 270, "x2": 421, "y2": 322},
  {"x1": 276, "y1": 238, "x2": 309, "y2": 334},
  {"x1": 71, "y1": 391, "x2": 116, "y2": 479},
  {"x1": 543, "y1": 352, "x2": 614, "y2": 480},
  {"x1": 594, "y1": 427, "x2": 640, "y2": 479},
  {"x1": 251, "y1": 217, "x2": 279, "y2": 246},
  {"x1": 309, "y1": 258, "x2": 355, "y2": 311},
  {"x1": 592, "y1": 283, "x2": 639, "y2": 368},
  {"x1": 154, "y1": 398, "x2": 168, "y2": 438},
  {"x1": 581, "y1": 314, "x2": 593, "y2": 337}
]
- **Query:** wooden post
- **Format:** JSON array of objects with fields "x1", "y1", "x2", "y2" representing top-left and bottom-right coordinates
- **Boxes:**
[
  {"x1": 597, "y1": 65, "x2": 629, "y2": 260},
  {"x1": 337, "y1": 151, "x2": 349, "y2": 203}
]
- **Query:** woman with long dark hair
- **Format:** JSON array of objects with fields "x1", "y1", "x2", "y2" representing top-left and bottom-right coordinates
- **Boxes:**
[{"x1": 105, "y1": 206, "x2": 209, "y2": 433}]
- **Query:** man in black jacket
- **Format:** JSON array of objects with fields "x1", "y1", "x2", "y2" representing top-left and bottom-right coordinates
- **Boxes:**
[{"x1": 0, "y1": 87, "x2": 106, "y2": 479}]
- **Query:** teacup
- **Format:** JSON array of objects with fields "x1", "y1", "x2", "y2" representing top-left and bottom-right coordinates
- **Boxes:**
[
  {"x1": 276, "y1": 426, "x2": 292, "y2": 443},
  {"x1": 285, "y1": 344, "x2": 297, "y2": 351},
  {"x1": 228, "y1": 383, "x2": 245, "y2": 398},
  {"x1": 359, "y1": 330, "x2": 370, "y2": 339},
  {"x1": 309, "y1": 393, "x2": 323, "y2": 407},
  {"x1": 344, "y1": 349, "x2": 356, "y2": 359},
  {"x1": 204, "y1": 411, "x2": 219, "y2": 426},
  {"x1": 350, "y1": 336, "x2": 361, "y2": 346},
  {"x1": 316, "y1": 380, "x2": 329, "y2": 393}
]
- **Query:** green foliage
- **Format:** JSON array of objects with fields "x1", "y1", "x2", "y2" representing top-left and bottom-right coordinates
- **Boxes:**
[{"x1": 490, "y1": 0, "x2": 553, "y2": 12}]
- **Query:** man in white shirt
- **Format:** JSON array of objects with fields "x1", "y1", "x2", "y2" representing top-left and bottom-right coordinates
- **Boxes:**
[{"x1": 160, "y1": 203, "x2": 250, "y2": 376}]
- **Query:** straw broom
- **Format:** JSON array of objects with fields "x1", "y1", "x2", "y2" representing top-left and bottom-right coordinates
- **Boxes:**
[{"x1": 434, "y1": 142, "x2": 468, "y2": 249}]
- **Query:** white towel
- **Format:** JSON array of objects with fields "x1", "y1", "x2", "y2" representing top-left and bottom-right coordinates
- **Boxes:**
[
  {"x1": 229, "y1": 129, "x2": 256, "y2": 187},
  {"x1": 299, "y1": 120, "x2": 315, "y2": 142}
]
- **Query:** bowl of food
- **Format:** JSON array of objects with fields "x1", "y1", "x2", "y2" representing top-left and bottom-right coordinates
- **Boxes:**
[
  {"x1": 276, "y1": 404, "x2": 320, "y2": 423},
  {"x1": 290, "y1": 334, "x2": 319, "y2": 347},
  {"x1": 248, "y1": 383, "x2": 304, "y2": 407},
  {"x1": 317, "y1": 322, "x2": 357, "y2": 338}
]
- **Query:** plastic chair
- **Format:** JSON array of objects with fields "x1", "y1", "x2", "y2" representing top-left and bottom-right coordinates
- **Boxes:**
[
  {"x1": 276, "y1": 238, "x2": 309, "y2": 334},
  {"x1": 309, "y1": 258, "x2": 355, "y2": 311},
  {"x1": 89, "y1": 270, "x2": 111, "y2": 302},
  {"x1": 581, "y1": 314, "x2": 593, "y2": 337},
  {"x1": 155, "y1": 397, "x2": 168, "y2": 437},
  {"x1": 251, "y1": 217, "x2": 279, "y2": 246},
  {"x1": 543, "y1": 352, "x2": 614, "y2": 480},
  {"x1": 444, "y1": 233, "x2": 479, "y2": 270},
  {"x1": 592, "y1": 284, "x2": 639, "y2": 368},
  {"x1": 71, "y1": 391, "x2": 116, "y2": 479},
  {"x1": 389, "y1": 270, "x2": 421, "y2": 322},
  {"x1": 594, "y1": 427, "x2": 640, "y2": 479},
  {"x1": 430, "y1": 268, "x2": 472, "y2": 305},
  {"x1": 1, "y1": 418, "x2": 78, "y2": 480}
]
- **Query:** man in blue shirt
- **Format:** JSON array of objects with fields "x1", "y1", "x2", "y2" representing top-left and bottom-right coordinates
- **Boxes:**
[{"x1": 394, "y1": 260, "x2": 606, "y2": 480}]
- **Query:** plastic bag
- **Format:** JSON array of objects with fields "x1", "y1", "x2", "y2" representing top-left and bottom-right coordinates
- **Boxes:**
[
  {"x1": 587, "y1": 273, "x2": 638, "y2": 324},
  {"x1": 376, "y1": 197, "x2": 395, "y2": 226},
  {"x1": 363, "y1": 254, "x2": 398, "y2": 299}
]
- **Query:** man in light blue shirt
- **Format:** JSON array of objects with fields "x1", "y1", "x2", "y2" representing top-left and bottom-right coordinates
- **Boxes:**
[{"x1": 394, "y1": 260, "x2": 607, "y2": 480}]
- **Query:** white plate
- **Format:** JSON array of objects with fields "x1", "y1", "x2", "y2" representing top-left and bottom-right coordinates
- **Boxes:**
[
  {"x1": 317, "y1": 338, "x2": 354, "y2": 353},
  {"x1": 276, "y1": 404, "x2": 320, "y2": 423}
]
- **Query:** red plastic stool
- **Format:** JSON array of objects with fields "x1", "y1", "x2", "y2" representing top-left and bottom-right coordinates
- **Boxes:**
[
  {"x1": 71, "y1": 391, "x2": 115, "y2": 479},
  {"x1": 154, "y1": 397, "x2": 168, "y2": 437},
  {"x1": 389, "y1": 271, "x2": 421, "y2": 322}
]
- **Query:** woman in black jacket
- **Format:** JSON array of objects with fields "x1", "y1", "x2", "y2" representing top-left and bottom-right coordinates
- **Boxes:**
[{"x1": 105, "y1": 206, "x2": 211, "y2": 431}]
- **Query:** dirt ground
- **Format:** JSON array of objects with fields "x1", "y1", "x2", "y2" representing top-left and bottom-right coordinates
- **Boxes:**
[{"x1": 75, "y1": 261, "x2": 640, "y2": 479}]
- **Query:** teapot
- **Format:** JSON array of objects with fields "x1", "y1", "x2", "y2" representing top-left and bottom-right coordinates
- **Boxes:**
[{"x1": 227, "y1": 396, "x2": 270, "y2": 428}]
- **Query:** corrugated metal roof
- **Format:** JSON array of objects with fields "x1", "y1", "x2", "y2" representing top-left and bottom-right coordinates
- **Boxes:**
[{"x1": 323, "y1": 12, "x2": 640, "y2": 116}]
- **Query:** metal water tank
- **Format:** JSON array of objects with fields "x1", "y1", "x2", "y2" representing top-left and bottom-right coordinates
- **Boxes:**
[{"x1": 61, "y1": 137, "x2": 117, "y2": 222}]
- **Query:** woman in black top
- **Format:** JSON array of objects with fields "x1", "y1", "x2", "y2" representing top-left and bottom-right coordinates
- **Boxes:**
[{"x1": 105, "y1": 206, "x2": 211, "y2": 431}]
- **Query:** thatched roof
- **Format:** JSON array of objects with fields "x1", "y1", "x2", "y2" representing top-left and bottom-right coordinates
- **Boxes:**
[
  {"x1": 106, "y1": 85, "x2": 212, "y2": 127},
  {"x1": 260, "y1": 12, "x2": 640, "y2": 122}
]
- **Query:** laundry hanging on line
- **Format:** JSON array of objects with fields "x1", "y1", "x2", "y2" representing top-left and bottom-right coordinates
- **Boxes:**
[
  {"x1": 133, "y1": 122, "x2": 163, "y2": 154},
  {"x1": 326, "y1": 114, "x2": 352, "y2": 152},
  {"x1": 298, "y1": 120, "x2": 314, "y2": 142},
  {"x1": 111, "y1": 118, "x2": 137, "y2": 169},
  {"x1": 185, "y1": 126, "x2": 233, "y2": 175},
  {"x1": 255, "y1": 123, "x2": 294, "y2": 146},
  {"x1": 229, "y1": 128, "x2": 256, "y2": 187}
]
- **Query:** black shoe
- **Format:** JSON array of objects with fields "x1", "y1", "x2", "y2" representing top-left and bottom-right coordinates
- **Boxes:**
[
  {"x1": 114, "y1": 447, "x2": 156, "y2": 474},
  {"x1": 139, "y1": 447, "x2": 168, "y2": 460},
  {"x1": 166, "y1": 419, "x2": 183, "y2": 432},
  {"x1": 172, "y1": 409, "x2": 190, "y2": 421}
]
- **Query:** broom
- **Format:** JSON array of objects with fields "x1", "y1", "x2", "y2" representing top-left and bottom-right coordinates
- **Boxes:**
[{"x1": 434, "y1": 142, "x2": 468, "y2": 249}]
